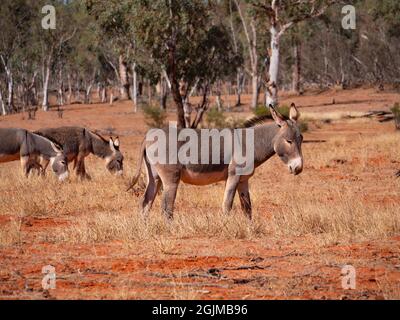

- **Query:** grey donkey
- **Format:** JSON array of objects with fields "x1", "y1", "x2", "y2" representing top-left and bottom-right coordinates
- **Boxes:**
[
  {"x1": 33, "y1": 127, "x2": 123, "y2": 179},
  {"x1": 128, "y1": 104, "x2": 304, "y2": 220},
  {"x1": 0, "y1": 128, "x2": 69, "y2": 181}
]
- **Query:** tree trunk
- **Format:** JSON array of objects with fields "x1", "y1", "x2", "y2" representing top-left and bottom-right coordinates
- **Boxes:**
[
  {"x1": 7, "y1": 73, "x2": 14, "y2": 112},
  {"x1": 292, "y1": 41, "x2": 302, "y2": 94},
  {"x1": 67, "y1": 73, "x2": 72, "y2": 104},
  {"x1": 42, "y1": 63, "x2": 51, "y2": 111},
  {"x1": 160, "y1": 74, "x2": 168, "y2": 110},
  {"x1": 119, "y1": 55, "x2": 130, "y2": 100},
  {"x1": 131, "y1": 62, "x2": 138, "y2": 112},
  {"x1": 101, "y1": 85, "x2": 107, "y2": 103},
  {"x1": 266, "y1": 24, "x2": 280, "y2": 107},
  {"x1": 58, "y1": 67, "x2": 64, "y2": 106},
  {"x1": 85, "y1": 82, "x2": 93, "y2": 104},
  {"x1": 323, "y1": 43, "x2": 329, "y2": 83},
  {"x1": 0, "y1": 89, "x2": 6, "y2": 115},
  {"x1": 235, "y1": 69, "x2": 243, "y2": 106},
  {"x1": 251, "y1": 73, "x2": 259, "y2": 109},
  {"x1": 216, "y1": 81, "x2": 223, "y2": 111}
]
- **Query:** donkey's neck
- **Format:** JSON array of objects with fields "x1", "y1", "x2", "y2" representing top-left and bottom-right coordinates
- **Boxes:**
[
  {"x1": 30, "y1": 133, "x2": 58, "y2": 158},
  {"x1": 89, "y1": 131, "x2": 112, "y2": 159},
  {"x1": 253, "y1": 123, "x2": 279, "y2": 167}
]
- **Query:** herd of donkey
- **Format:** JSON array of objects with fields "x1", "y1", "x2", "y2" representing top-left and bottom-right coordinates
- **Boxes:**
[{"x1": 1, "y1": 103, "x2": 397, "y2": 220}]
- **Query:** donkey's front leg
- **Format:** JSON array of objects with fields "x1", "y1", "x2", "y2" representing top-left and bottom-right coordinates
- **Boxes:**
[
  {"x1": 38, "y1": 156, "x2": 49, "y2": 176},
  {"x1": 237, "y1": 180, "x2": 252, "y2": 220},
  {"x1": 20, "y1": 156, "x2": 30, "y2": 177},
  {"x1": 222, "y1": 175, "x2": 241, "y2": 215}
]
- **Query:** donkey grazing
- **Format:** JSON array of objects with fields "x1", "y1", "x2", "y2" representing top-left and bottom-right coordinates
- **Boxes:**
[
  {"x1": 34, "y1": 127, "x2": 123, "y2": 179},
  {"x1": 128, "y1": 104, "x2": 304, "y2": 220},
  {"x1": 0, "y1": 128, "x2": 69, "y2": 181}
]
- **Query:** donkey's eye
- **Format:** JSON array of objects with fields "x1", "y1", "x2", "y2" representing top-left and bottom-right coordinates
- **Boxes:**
[{"x1": 286, "y1": 140, "x2": 293, "y2": 144}]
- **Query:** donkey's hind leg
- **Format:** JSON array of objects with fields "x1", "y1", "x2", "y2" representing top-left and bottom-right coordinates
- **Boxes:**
[
  {"x1": 141, "y1": 178, "x2": 161, "y2": 217},
  {"x1": 161, "y1": 183, "x2": 179, "y2": 220},
  {"x1": 237, "y1": 180, "x2": 252, "y2": 220},
  {"x1": 76, "y1": 156, "x2": 91, "y2": 180}
]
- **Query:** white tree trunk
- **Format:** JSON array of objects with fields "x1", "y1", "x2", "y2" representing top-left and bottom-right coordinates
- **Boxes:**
[
  {"x1": 0, "y1": 89, "x2": 6, "y2": 115},
  {"x1": 58, "y1": 68, "x2": 64, "y2": 106},
  {"x1": 85, "y1": 83, "x2": 93, "y2": 104},
  {"x1": 266, "y1": 24, "x2": 280, "y2": 107},
  {"x1": 42, "y1": 64, "x2": 50, "y2": 111},
  {"x1": 101, "y1": 85, "x2": 107, "y2": 103},
  {"x1": 131, "y1": 62, "x2": 138, "y2": 112},
  {"x1": 7, "y1": 73, "x2": 14, "y2": 112},
  {"x1": 251, "y1": 73, "x2": 259, "y2": 109},
  {"x1": 119, "y1": 55, "x2": 129, "y2": 100}
]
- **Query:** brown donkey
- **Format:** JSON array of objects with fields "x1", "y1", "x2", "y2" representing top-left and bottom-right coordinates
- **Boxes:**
[
  {"x1": 0, "y1": 128, "x2": 69, "y2": 181},
  {"x1": 129, "y1": 104, "x2": 304, "y2": 220},
  {"x1": 34, "y1": 127, "x2": 123, "y2": 179}
]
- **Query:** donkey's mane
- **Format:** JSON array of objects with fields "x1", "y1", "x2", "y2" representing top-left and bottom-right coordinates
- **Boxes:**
[
  {"x1": 32, "y1": 132, "x2": 63, "y2": 150},
  {"x1": 89, "y1": 130, "x2": 108, "y2": 143},
  {"x1": 243, "y1": 113, "x2": 290, "y2": 128}
]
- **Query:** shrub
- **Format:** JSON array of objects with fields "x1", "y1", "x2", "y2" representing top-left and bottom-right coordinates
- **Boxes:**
[
  {"x1": 206, "y1": 107, "x2": 227, "y2": 128},
  {"x1": 391, "y1": 103, "x2": 400, "y2": 130},
  {"x1": 143, "y1": 104, "x2": 167, "y2": 128},
  {"x1": 253, "y1": 104, "x2": 290, "y2": 119},
  {"x1": 253, "y1": 104, "x2": 308, "y2": 133}
]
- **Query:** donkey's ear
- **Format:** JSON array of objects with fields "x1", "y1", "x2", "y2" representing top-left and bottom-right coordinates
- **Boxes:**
[
  {"x1": 109, "y1": 138, "x2": 116, "y2": 152},
  {"x1": 269, "y1": 104, "x2": 286, "y2": 127},
  {"x1": 289, "y1": 103, "x2": 300, "y2": 122},
  {"x1": 114, "y1": 136, "x2": 120, "y2": 148}
]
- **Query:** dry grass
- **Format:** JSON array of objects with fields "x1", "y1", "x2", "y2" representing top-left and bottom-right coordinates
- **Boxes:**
[
  {"x1": 271, "y1": 191, "x2": 400, "y2": 245},
  {"x1": 43, "y1": 210, "x2": 269, "y2": 245},
  {"x1": 0, "y1": 121, "x2": 399, "y2": 248},
  {"x1": 0, "y1": 216, "x2": 23, "y2": 247}
]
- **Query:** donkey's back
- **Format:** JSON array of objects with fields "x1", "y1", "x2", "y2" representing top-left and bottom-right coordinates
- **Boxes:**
[
  {"x1": 35, "y1": 126, "x2": 89, "y2": 157},
  {"x1": 0, "y1": 128, "x2": 27, "y2": 160}
]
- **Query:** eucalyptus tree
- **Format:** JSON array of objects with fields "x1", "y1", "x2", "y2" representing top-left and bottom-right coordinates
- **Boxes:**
[
  {"x1": 251, "y1": 0, "x2": 339, "y2": 106},
  {"x1": 127, "y1": 0, "x2": 240, "y2": 127}
]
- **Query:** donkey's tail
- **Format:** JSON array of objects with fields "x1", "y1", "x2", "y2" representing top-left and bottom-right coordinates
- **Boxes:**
[{"x1": 127, "y1": 139, "x2": 146, "y2": 191}]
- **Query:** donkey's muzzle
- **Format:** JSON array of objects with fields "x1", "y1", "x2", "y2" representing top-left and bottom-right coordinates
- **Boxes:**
[{"x1": 288, "y1": 157, "x2": 303, "y2": 176}]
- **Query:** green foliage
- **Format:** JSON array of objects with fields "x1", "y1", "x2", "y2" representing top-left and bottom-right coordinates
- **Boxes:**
[
  {"x1": 391, "y1": 103, "x2": 400, "y2": 117},
  {"x1": 253, "y1": 105, "x2": 308, "y2": 133},
  {"x1": 206, "y1": 108, "x2": 227, "y2": 128},
  {"x1": 253, "y1": 105, "x2": 290, "y2": 119},
  {"x1": 391, "y1": 103, "x2": 400, "y2": 130},
  {"x1": 143, "y1": 104, "x2": 167, "y2": 128},
  {"x1": 298, "y1": 120, "x2": 309, "y2": 133},
  {"x1": 205, "y1": 108, "x2": 245, "y2": 129}
]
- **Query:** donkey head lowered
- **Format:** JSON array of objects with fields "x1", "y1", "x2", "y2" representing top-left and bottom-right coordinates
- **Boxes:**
[
  {"x1": 270, "y1": 103, "x2": 304, "y2": 176},
  {"x1": 48, "y1": 142, "x2": 69, "y2": 181},
  {"x1": 106, "y1": 137, "x2": 124, "y2": 175}
]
